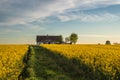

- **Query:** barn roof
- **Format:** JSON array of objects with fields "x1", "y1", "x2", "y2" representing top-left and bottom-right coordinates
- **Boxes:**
[{"x1": 36, "y1": 35, "x2": 61, "y2": 42}]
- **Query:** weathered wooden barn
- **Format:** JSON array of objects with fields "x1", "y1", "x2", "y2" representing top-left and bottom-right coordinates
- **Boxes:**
[{"x1": 36, "y1": 35, "x2": 62, "y2": 45}]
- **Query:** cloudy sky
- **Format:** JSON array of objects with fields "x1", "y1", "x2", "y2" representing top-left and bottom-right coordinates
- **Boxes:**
[{"x1": 0, "y1": 0, "x2": 120, "y2": 44}]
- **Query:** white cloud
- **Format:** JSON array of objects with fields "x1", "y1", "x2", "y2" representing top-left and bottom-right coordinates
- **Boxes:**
[
  {"x1": 79, "y1": 34, "x2": 120, "y2": 38},
  {"x1": 75, "y1": 0, "x2": 120, "y2": 8},
  {"x1": 0, "y1": 23, "x2": 45, "y2": 35},
  {"x1": 81, "y1": 13, "x2": 119, "y2": 22},
  {"x1": 4, "y1": 29, "x2": 21, "y2": 33},
  {"x1": 78, "y1": 34, "x2": 120, "y2": 44},
  {"x1": 57, "y1": 13, "x2": 119, "y2": 22},
  {"x1": 79, "y1": 34, "x2": 107, "y2": 38},
  {"x1": 0, "y1": 0, "x2": 69, "y2": 25},
  {"x1": 26, "y1": 24, "x2": 45, "y2": 32},
  {"x1": 0, "y1": 0, "x2": 120, "y2": 25}
]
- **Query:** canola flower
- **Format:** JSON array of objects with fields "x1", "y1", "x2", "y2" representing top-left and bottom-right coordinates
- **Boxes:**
[
  {"x1": 41, "y1": 44, "x2": 120, "y2": 79},
  {"x1": 0, "y1": 45, "x2": 28, "y2": 80}
]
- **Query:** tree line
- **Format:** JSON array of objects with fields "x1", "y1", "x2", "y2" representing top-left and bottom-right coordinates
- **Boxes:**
[{"x1": 59, "y1": 33, "x2": 78, "y2": 44}]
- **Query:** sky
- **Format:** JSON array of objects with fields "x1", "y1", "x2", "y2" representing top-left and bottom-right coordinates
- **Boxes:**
[{"x1": 0, "y1": 0, "x2": 120, "y2": 44}]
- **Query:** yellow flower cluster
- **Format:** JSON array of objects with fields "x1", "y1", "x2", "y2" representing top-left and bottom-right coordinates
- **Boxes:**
[
  {"x1": 0, "y1": 45, "x2": 28, "y2": 80},
  {"x1": 41, "y1": 44, "x2": 120, "y2": 79}
]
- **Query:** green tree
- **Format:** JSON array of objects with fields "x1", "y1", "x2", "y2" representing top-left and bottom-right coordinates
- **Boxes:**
[
  {"x1": 105, "y1": 40, "x2": 111, "y2": 45},
  {"x1": 65, "y1": 37, "x2": 70, "y2": 43},
  {"x1": 70, "y1": 33, "x2": 78, "y2": 44}
]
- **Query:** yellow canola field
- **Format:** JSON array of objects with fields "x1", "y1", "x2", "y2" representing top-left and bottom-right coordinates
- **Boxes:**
[
  {"x1": 41, "y1": 44, "x2": 120, "y2": 79},
  {"x1": 0, "y1": 45, "x2": 28, "y2": 80}
]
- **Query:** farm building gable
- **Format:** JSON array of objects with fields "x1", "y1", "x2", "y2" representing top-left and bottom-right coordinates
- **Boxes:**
[{"x1": 36, "y1": 35, "x2": 61, "y2": 44}]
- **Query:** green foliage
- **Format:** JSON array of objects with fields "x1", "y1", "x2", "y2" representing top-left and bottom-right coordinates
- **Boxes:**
[
  {"x1": 30, "y1": 46, "x2": 100, "y2": 80},
  {"x1": 105, "y1": 40, "x2": 111, "y2": 45},
  {"x1": 70, "y1": 33, "x2": 78, "y2": 44},
  {"x1": 65, "y1": 37, "x2": 70, "y2": 43},
  {"x1": 19, "y1": 46, "x2": 36, "y2": 80},
  {"x1": 27, "y1": 68, "x2": 35, "y2": 77}
]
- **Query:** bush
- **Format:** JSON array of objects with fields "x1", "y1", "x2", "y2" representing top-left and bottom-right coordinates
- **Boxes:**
[{"x1": 105, "y1": 40, "x2": 111, "y2": 45}]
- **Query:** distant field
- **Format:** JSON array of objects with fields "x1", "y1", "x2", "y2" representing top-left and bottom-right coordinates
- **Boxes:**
[
  {"x1": 0, "y1": 44, "x2": 120, "y2": 80},
  {"x1": 0, "y1": 45, "x2": 28, "y2": 80}
]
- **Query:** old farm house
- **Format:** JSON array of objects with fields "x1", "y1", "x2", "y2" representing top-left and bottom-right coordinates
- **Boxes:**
[{"x1": 36, "y1": 35, "x2": 62, "y2": 45}]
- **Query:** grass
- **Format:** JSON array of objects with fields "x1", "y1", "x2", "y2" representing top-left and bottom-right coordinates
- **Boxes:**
[
  {"x1": 33, "y1": 45, "x2": 72, "y2": 80},
  {"x1": 19, "y1": 45, "x2": 120, "y2": 80},
  {"x1": 21, "y1": 45, "x2": 104, "y2": 80}
]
